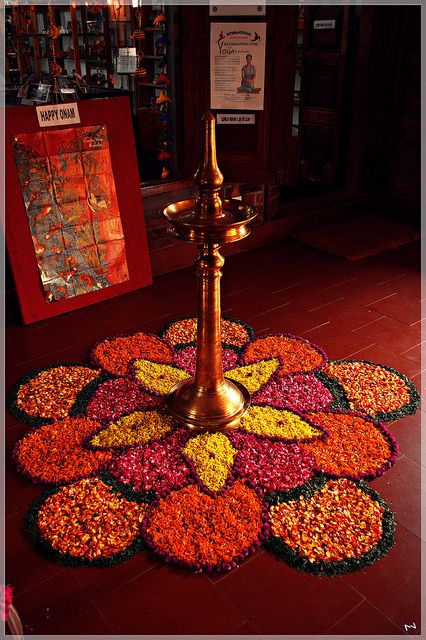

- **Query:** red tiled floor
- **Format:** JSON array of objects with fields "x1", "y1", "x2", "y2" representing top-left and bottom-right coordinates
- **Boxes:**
[
  {"x1": 213, "y1": 551, "x2": 364, "y2": 635},
  {"x1": 6, "y1": 238, "x2": 421, "y2": 636},
  {"x1": 325, "y1": 599, "x2": 407, "y2": 635},
  {"x1": 341, "y1": 524, "x2": 421, "y2": 633}
]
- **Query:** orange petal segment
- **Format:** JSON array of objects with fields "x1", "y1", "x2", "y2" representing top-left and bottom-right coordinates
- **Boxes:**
[
  {"x1": 302, "y1": 411, "x2": 396, "y2": 479},
  {"x1": 162, "y1": 317, "x2": 252, "y2": 348},
  {"x1": 90, "y1": 410, "x2": 175, "y2": 448},
  {"x1": 133, "y1": 359, "x2": 190, "y2": 396},
  {"x1": 144, "y1": 481, "x2": 264, "y2": 568},
  {"x1": 269, "y1": 478, "x2": 387, "y2": 565},
  {"x1": 91, "y1": 333, "x2": 173, "y2": 376},
  {"x1": 240, "y1": 405, "x2": 324, "y2": 441},
  {"x1": 226, "y1": 359, "x2": 280, "y2": 394},
  {"x1": 14, "y1": 417, "x2": 112, "y2": 484},
  {"x1": 35, "y1": 478, "x2": 146, "y2": 560},
  {"x1": 16, "y1": 365, "x2": 100, "y2": 420},
  {"x1": 243, "y1": 335, "x2": 326, "y2": 376},
  {"x1": 322, "y1": 360, "x2": 416, "y2": 419}
]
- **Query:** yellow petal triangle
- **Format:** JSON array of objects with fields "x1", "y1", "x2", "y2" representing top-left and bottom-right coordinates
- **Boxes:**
[
  {"x1": 183, "y1": 432, "x2": 237, "y2": 492},
  {"x1": 240, "y1": 405, "x2": 324, "y2": 440},
  {"x1": 90, "y1": 410, "x2": 174, "y2": 448},
  {"x1": 133, "y1": 359, "x2": 190, "y2": 395},
  {"x1": 226, "y1": 358, "x2": 280, "y2": 394}
]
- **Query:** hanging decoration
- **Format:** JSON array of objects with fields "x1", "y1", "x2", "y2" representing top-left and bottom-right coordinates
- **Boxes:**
[
  {"x1": 47, "y1": 4, "x2": 61, "y2": 104},
  {"x1": 153, "y1": 5, "x2": 173, "y2": 179},
  {"x1": 131, "y1": 0, "x2": 147, "y2": 78}
]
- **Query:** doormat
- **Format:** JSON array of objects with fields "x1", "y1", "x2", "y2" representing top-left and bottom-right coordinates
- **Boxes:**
[
  {"x1": 291, "y1": 214, "x2": 421, "y2": 260},
  {"x1": 8, "y1": 317, "x2": 420, "y2": 576}
]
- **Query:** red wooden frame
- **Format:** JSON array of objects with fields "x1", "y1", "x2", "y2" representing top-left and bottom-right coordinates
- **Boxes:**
[{"x1": 6, "y1": 96, "x2": 152, "y2": 324}]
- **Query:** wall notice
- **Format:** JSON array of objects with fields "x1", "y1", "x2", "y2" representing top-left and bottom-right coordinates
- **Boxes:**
[{"x1": 210, "y1": 22, "x2": 266, "y2": 111}]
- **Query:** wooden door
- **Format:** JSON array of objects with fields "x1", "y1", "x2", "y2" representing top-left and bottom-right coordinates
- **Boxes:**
[
  {"x1": 181, "y1": 6, "x2": 298, "y2": 183},
  {"x1": 297, "y1": 6, "x2": 350, "y2": 186}
]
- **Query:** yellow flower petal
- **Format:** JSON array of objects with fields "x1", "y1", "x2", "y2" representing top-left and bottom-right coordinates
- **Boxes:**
[
  {"x1": 90, "y1": 410, "x2": 174, "y2": 448},
  {"x1": 133, "y1": 359, "x2": 190, "y2": 395},
  {"x1": 226, "y1": 358, "x2": 280, "y2": 394},
  {"x1": 240, "y1": 405, "x2": 323, "y2": 440},
  {"x1": 183, "y1": 432, "x2": 237, "y2": 492}
]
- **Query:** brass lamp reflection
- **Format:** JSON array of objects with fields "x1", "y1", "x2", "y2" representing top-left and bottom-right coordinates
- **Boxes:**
[{"x1": 163, "y1": 112, "x2": 257, "y2": 432}]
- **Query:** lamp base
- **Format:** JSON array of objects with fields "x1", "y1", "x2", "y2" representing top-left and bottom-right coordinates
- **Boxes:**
[{"x1": 166, "y1": 377, "x2": 251, "y2": 432}]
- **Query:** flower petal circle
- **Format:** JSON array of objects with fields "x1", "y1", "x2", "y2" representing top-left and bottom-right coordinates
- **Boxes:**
[
  {"x1": 322, "y1": 360, "x2": 420, "y2": 421},
  {"x1": 231, "y1": 431, "x2": 316, "y2": 493},
  {"x1": 14, "y1": 417, "x2": 112, "y2": 484},
  {"x1": 266, "y1": 476, "x2": 395, "y2": 575},
  {"x1": 91, "y1": 333, "x2": 173, "y2": 377},
  {"x1": 242, "y1": 334, "x2": 327, "y2": 376},
  {"x1": 160, "y1": 316, "x2": 254, "y2": 350},
  {"x1": 9, "y1": 365, "x2": 101, "y2": 425},
  {"x1": 27, "y1": 478, "x2": 146, "y2": 565},
  {"x1": 142, "y1": 480, "x2": 268, "y2": 571},
  {"x1": 301, "y1": 410, "x2": 397, "y2": 480}
]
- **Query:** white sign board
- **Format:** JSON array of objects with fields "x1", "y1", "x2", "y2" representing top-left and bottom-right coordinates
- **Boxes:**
[
  {"x1": 210, "y1": 4, "x2": 265, "y2": 16},
  {"x1": 217, "y1": 113, "x2": 255, "y2": 124},
  {"x1": 210, "y1": 22, "x2": 266, "y2": 111},
  {"x1": 313, "y1": 19, "x2": 336, "y2": 30},
  {"x1": 36, "y1": 103, "x2": 81, "y2": 128},
  {"x1": 117, "y1": 47, "x2": 137, "y2": 74}
]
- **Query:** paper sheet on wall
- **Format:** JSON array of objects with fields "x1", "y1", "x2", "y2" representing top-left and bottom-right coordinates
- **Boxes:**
[
  {"x1": 210, "y1": 22, "x2": 266, "y2": 111},
  {"x1": 12, "y1": 125, "x2": 129, "y2": 303}
]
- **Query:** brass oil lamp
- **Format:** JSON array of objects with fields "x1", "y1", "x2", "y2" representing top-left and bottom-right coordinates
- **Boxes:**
[{"x1": 164, "y1": 112, "x2": 257, "y2": 432}]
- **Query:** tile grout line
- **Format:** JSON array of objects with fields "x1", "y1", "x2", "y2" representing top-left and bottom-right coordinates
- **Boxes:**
[
  {"x1": 366, "y1": 292, "x2": 399, "y2": 306},
  {"x1": 308, "y1": 296, "x2": 345, "y2": 312},
  {"x1": 322, "y1": 596, "x2": 367, "y2": 634}
]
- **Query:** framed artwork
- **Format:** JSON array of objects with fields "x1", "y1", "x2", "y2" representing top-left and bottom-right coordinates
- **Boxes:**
[{"x1": 6, "y1": 96, "x2": 152, "y2": 324}]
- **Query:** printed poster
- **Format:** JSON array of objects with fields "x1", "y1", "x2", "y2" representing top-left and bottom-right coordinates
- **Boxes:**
[
  {"x1": 12, "y1": 125, "x2": 129, "y2": 303},
  {"x1": 210, "y1": 22, "x2": 266, "y2": 111}
]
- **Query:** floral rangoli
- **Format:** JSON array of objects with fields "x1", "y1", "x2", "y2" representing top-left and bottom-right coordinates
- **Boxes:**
[{"x1": 9, "y1": 317, "x2": 420, "y2": 575}]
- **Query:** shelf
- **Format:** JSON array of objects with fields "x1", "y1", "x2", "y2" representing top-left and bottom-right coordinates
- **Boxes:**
[
  {"x1": 138, "y1": 82, "x2": 167, "y2": 87},
  {"x1": 144, "y1": 55, "x2": 162, "y2": 60}
]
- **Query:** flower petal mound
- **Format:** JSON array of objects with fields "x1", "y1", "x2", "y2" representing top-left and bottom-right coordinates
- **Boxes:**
[
  {"x1": 226, "y1": 359, "x2": 280, "y2": 394},
  {"x1": 86, "y1": 378, "x2": 161, "y2": 424},
  {"x1": 301, "y1": 411, "x2": 397, "y2": 480},
  {"x1": 240, "y1": 405, "x2": 325, "y2": 441},
  {"x1": 243, "y1": 335, "x2": 326, "y2": 376},
  {"x1": 108, "y1": 429, "x2": 191, "y2": 493},
  {"x1": 231, "y1": 431, "x2": 316, "y2": 492},
  {"x1": 133, "y1": 359, "x2": 190, "y2": 396},
  {"x1": 90, "y1": 410, "x2": 175, "y2": 449},
  {"x1": 143, "y1": 480, "x2": 266, "y2": 570},
  {"x1": 161, "y1": 317, "x2": 253, "y2": 349},
  {"x1": 12, "y1": 365, "x2": 100, "y2": 423},
  {"x1": 322, "y1": 360, "x2": 420, "y2": 421},
  {"x1": 254, "y1": 373, "x2": 334, "y2": 412},
  {"x1": 14, "y1": 417, "x2": 112, "y2": 484},
  {"x1": 91, "y1": 333, "x2": 173, "y2": 376},
  {"x1": 183, "y1": 432, "x2": 237, "y2": 492},
  {"x1": 29, "y1": 478, "x2": 146, "y2": 564},
  {"x1": 173, "y1": 345, "x2": 239, "y2": 374},
  {"x1": 266, "y1": 476, "x2": 395, "y2": 575}
]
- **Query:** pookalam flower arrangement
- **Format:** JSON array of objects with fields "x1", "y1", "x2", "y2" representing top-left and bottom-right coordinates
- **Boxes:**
[{"x1": 9, "y1": 317, "x2": 420, "y2": 575}]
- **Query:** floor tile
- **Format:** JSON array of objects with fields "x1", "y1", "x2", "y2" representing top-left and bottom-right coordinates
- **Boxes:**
[
  {"x1": 341, "y1": 525, "x2": 422, "y2": 633},
  {"x1": 231, "y1": 620, "x2": 261, "y2": 635},
  {"x1": 214, "y1": 551, "x2": 363, "y2": 635},
  {"x1": 370, "y1": 455, "x2": 421, "y2": 539},
  {"x1": 368, "y1": 292, "x2": 421, "y2": 326},
  {"x1": 301, "y1": 322, "x2": 375, "y2": 359},
  {"x1": 353, "y1": 315, "x2": 422, "y2": 354},
  {"x1": 325, "y1": 599, "x2": 409, "y2": 635},
  {"x1": 12, "y1": 570, "x2": 113, "y2": 635},
  {"x1": 342, "y1": 343, "x2": 422, "y2": 378},
  {"x1": 388, "y1": 413, "x2": 422, "y2": 466},
  {"x1": 91, "y1": 563, "x2": 245, "y2": 634}
]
